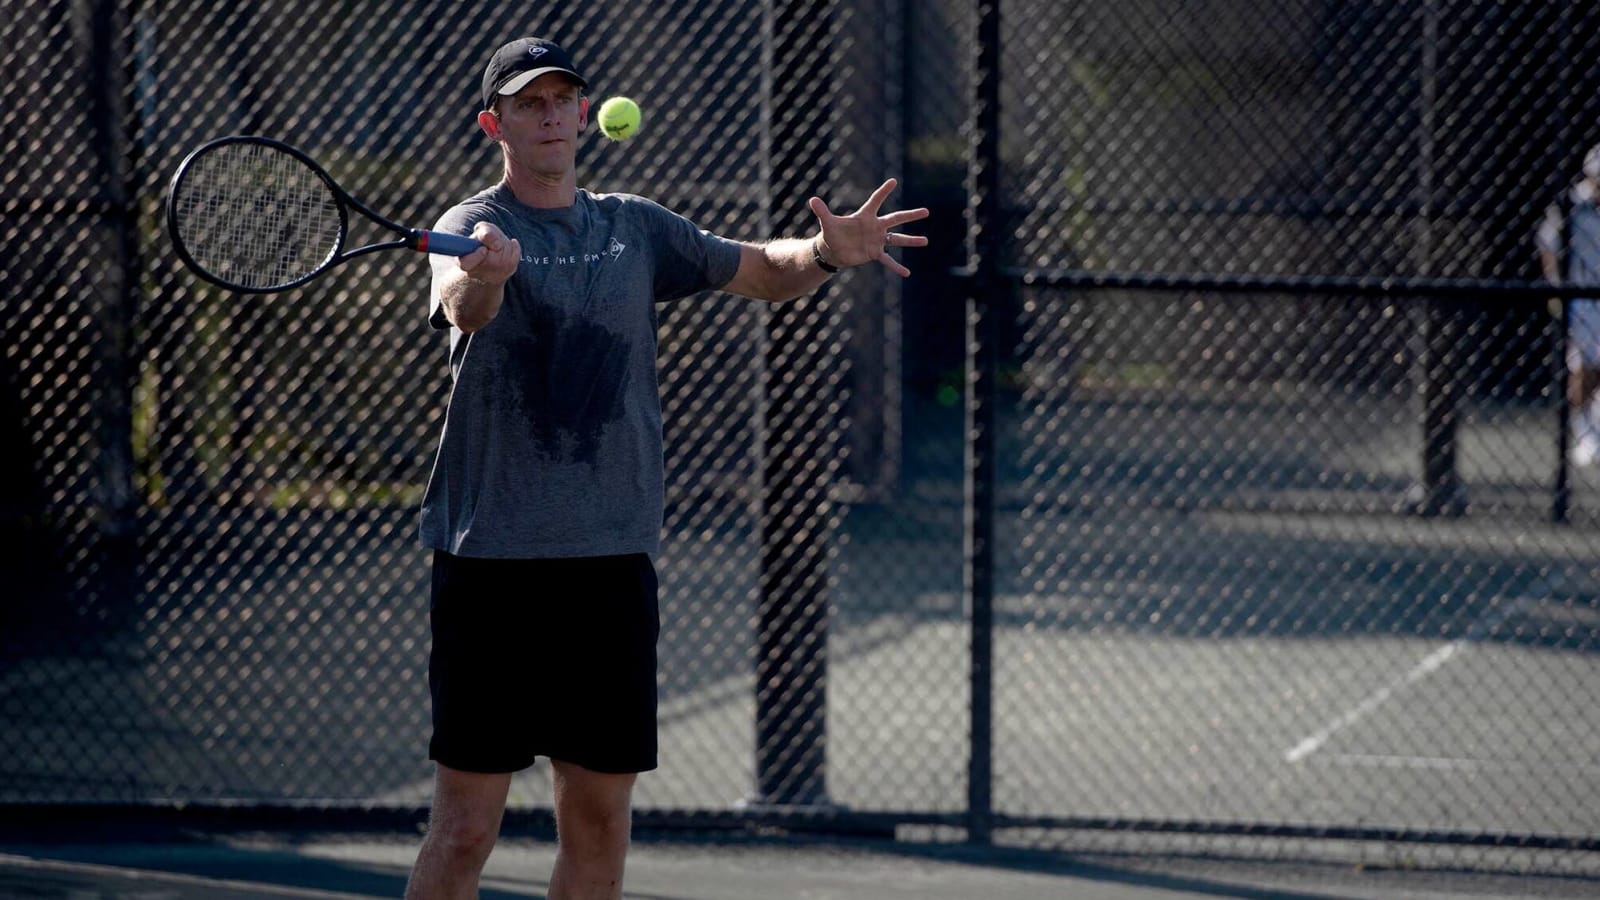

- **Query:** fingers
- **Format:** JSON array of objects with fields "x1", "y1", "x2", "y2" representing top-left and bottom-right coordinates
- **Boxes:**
[
  {"x1": 879, "y1": 225, "x2": 926, "y2": 277},
  {"x1": 885, "y1": 233, "x2": 930, "y2": 248},
  {"x1": 460, "y1": 240, "x2": 519, "y2": 267},
  {"x1": 474, "y1": 223, "x2": 521, "y2": 256},
  {"x1": 878, "y1": 250, "x2": 912, "y2": 278},
  {"x1": 456, "y1": 224, "x2": 489, "y2": 270},
  {"x1": 488, "y1": 239, "x2": 521, "y2": 277},
  {"x1": 884, "y1": 207, "x2": 930, "y2": 227},
  {"x1": 462, "y1": 221, "x2": 519, "y2": 280},
  {"x1": 817, "y1": 179, "x2": 927, "y2": 277},
  {"x1": 860, "y1": 178, "x2": 898, "y2": 215},
  {"x1": 471, "y1": 221, "x2": 511, "y2": 250}
]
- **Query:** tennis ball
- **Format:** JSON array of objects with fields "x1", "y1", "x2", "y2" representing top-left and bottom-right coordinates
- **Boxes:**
[{"x1": 597, "y1": 97, "x2": 641, "y2": 141}]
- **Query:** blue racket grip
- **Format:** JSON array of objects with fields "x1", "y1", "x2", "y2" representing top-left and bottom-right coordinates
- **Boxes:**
[{"x1": 414, "y1": 230, "x2": 483, "y2": 257}]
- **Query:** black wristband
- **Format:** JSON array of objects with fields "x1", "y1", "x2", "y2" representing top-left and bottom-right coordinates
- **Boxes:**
[{"x1": 812, "y1": 238, "x2": 840, "y2": 274}]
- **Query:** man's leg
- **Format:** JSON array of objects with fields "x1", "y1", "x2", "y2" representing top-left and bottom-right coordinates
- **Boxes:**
[
  {"x1": 1580, "y1": 366, "x2": 1600, "y2": 412},
  {"x1": 405, "y1": 764, "x2": 513, "y2": 900},
  {"x1": 548, "y1": 759, "x2": 637, "y2": 900},
  {"x1": 1569, "y1": 303, "x2": 1600, "y2": 463},
  {"x1": 1569, "y1": 364, "x2": 1600, "y2": 465}
]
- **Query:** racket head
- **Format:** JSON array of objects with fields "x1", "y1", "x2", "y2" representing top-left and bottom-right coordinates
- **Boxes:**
[{"x1": 166, "y1": 136, "x2": 349, "y2": 293}]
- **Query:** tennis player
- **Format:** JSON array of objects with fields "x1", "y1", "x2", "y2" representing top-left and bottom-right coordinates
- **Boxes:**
[
  {"x1": 1539, "y1": 143, "x2": 1600, "y2": 467},
  {"x1": 404, "y1": 37, "x2": 928, "y2": 900}
]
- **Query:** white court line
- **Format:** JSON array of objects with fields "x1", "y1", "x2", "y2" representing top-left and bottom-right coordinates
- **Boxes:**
[
  {"x1": 1283, "y1": 643, "x2": 1459, "y2": 763},
  {"x1": 1283, "y1": 593, "x2": 1539, "y2": 764},
  {"x1": 1310, "y1": 753, "x2": 1600, "y2": 775}
]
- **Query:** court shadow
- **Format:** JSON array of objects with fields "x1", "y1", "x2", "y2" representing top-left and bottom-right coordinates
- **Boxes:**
[{"x1": 0, "y1": 839, "x2": 529, "y2": 900}]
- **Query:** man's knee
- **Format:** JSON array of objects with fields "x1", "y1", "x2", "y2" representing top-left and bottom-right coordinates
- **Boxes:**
[
  {"x1": 551, "y1": 762, "x2": 635, "y2": 854},
  {"x1": 425, "y1": 814, "x2": 501, "y2": 866},
  {"x1": 421, "y1": 765, "x2": 512, "y2": 869},
  {"x1": 560, "y1": 802, "x2": 630, "y2": 847}
]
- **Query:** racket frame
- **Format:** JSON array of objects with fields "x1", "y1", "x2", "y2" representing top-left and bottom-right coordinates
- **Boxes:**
[{"x1": 166, "y1": 135, "x2": 472, "y2": 293}]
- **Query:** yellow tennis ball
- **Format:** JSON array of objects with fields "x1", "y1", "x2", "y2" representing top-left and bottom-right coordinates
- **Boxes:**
[{"x1": 598, "y1": 97, "x2": 641, "y2": 141}]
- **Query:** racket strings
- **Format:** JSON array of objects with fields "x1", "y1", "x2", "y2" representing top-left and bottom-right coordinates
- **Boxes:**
[{"x1": 173, "y1": 142, "x2": 343, "y2": 289}]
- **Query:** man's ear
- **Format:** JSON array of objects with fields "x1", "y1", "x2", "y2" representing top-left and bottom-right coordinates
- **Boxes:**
[
  {"x1": 477, "y1": 109, "x2": 501, "y2": 140},
  {"x1": 578, "y1": 97, "x2": 589, "y2": 132}
]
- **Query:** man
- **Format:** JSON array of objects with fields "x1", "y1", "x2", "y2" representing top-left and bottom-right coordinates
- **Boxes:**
[
  {"x1": 405, "y1": 37, "x2": 928, "y2": 900},
  {"x1": 1538, "y1": 143, "x2": 1600, "y2": 467}
]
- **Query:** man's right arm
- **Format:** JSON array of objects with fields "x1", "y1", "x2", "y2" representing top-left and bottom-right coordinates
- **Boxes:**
[
  {"x1": 1541, "y1": 248, "x2": 1562, "y2": 285},
  {"x1": 1537, "y1": 202, "x2": 1564, "y2": 285},
  {"x1": 434, "y1": 221, "x2": 522, "y2": 332}
]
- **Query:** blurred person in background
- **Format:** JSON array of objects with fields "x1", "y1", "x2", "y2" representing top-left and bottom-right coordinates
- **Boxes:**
[{"x1": 1538, "y1": 143, "x2": 1600, "y2": 467}]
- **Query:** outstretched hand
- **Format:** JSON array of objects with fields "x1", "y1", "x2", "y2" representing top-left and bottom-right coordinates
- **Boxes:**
[{"x1": 810, "y1": 178, "x2": 930, "y2": 278}]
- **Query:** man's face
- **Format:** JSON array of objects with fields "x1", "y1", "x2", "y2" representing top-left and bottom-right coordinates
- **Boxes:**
[{"x1": 490, "y1": 73, "x2": 587, "y2": 176}]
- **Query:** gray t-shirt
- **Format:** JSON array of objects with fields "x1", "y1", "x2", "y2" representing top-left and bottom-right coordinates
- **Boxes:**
[{"x1": 420, "y1": 185, "x2": 743, "y2": 558}]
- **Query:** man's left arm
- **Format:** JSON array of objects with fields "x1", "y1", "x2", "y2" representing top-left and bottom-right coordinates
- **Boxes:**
[{"x1": 723, "y1": 178, "x2": 929, "y2": 302}]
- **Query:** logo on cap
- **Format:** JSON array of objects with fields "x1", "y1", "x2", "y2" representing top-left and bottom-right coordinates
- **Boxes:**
[{"x1": 481, "y1": 37, "x2": 587, "y2": 111}]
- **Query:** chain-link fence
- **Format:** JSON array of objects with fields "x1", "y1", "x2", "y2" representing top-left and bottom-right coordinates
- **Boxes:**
[{"x1": 4, "y1": 0, "x2": 1599, "y2": 872}]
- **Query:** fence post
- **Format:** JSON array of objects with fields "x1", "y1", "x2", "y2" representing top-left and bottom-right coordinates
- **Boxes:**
[
  {"x1": 753, "y1": 0, "x2": 834, "y2": 809},
  {"x1": 1410, "y1": 2, "x2": 1466, "y2": 519},
  {"x1": 87, "y1": 0, "x2": 142, "y2": 629},
  {"x1": 964, "y1": 0, "x2": 1002, "y2": 846},
  {"x1": 1414, "y1": 302, "x2": 1467, "y2": 517},
  {"x1": 1550, "y1": 0, "x2": 1574, "y2": 526},
  {"x1": 1553, "y1": 299, "x2": 1572, "y2": 524}
]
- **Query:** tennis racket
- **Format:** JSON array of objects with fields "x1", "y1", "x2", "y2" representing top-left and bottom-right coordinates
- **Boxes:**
[{"x1": 166, "y1": 135, "x2": 481, "y2": 293}]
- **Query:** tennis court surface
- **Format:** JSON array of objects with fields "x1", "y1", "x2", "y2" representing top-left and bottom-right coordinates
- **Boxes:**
[{"x1": 4, "y1": 832, "x2": 1599, "y2": 900}]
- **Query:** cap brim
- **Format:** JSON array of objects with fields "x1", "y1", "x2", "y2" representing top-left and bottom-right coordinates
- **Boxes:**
[{"x1": 496, "y1": 67, "x2": 588, "y2": 98}]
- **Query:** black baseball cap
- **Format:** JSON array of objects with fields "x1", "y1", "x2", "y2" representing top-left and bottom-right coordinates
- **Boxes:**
[{"x1": 480, "y1": 38, "x2": 587, "y2": 110}]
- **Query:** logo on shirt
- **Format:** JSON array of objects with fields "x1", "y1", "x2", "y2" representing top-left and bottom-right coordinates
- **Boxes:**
[{"x1": 519, "y1": 235, "x2": 627, "y2": 267}]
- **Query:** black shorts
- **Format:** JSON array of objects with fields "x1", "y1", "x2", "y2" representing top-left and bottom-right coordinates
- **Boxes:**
[{"x1": 427, "y1": 550, "x2": 660, "y2": 775}]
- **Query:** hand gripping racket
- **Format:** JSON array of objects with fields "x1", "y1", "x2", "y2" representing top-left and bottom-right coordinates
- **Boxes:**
[{"x1": 166, "y1": 135, "x2": 481, "y2": 293}]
